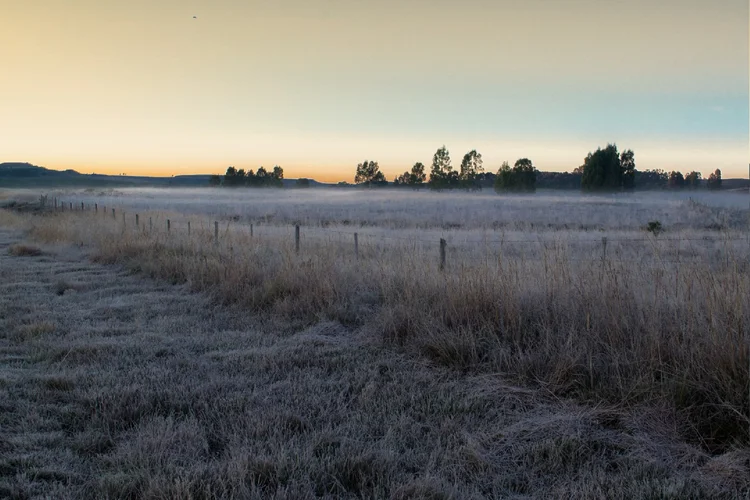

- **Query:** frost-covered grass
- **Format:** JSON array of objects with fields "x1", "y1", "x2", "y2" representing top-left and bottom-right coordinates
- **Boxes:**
[
  {"x1": 1, "y1": 188, "x2": 749, "y2": 497},
  {"x1": 40, "y1": 186, "x2": 750, "y2": 231}
]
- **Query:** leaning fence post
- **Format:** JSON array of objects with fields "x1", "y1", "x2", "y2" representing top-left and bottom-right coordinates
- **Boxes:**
[
  {"x1": 214, "y1": 221, "x2": 219, "y2": 245},
  {"x1": 439, "y1": 238, "x2": 447, "y2": 271},
  {"x1": 295, "y1": 225, "x2": 300, "y2": 254},
  {"x1": 354, "y1": 232, "x2": 359, "y2": 261}
]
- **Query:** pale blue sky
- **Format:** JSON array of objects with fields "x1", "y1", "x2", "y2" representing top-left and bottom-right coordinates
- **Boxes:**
[{"x1": 2, "y1": 0, "x2": 748, "y2": 179}]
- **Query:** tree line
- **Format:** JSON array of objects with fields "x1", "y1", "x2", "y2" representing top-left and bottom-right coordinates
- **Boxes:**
[
  {"x1": 209, "y1": 143, "x2": 726, "y2": 192},
  {"x1": 211, "y1": 165, "x2": 285, "y2": 188}
]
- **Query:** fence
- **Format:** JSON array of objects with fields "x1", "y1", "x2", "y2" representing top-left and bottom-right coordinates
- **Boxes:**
[{"x1": 40, "y1": 195, "x2": 750, "y2": 271}]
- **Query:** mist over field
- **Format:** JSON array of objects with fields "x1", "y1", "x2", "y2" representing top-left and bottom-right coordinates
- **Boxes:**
[{"x1": 48, "y1": 187, "x2": 750, "y2": 230}]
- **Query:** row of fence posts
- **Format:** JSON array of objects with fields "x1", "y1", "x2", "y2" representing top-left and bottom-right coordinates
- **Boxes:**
[{"x1": 42, "y1": 196, "x2": 619, "y2": 272}]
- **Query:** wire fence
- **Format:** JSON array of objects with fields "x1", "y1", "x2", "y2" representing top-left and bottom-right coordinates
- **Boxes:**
[{"x1": 43, "y1": 195, "x2": 750, "y2": 269}]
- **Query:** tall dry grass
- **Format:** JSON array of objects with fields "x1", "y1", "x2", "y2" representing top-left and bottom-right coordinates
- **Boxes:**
[{"x1": 16, "y1": 206, "x2": 750, "y2": 451}]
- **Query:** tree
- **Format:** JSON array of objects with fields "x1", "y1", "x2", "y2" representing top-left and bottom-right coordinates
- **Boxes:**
[
  {"x1": 270, "y1": 165, "x2": 284, "y2": 187},
  {"x1": 494, "y1": 162, "x2": 513, "y2": 192},
  {"x1": 620, "y1": 150, "x2": 635, "y2": 190},
  {"x1": 209, "y1": 174, "x2": 221, "y2": 186},
  {"x1": 494, "y1": 159, "x2": 537, "y2": 193},
  {"x1": 355, "y1": 160, "x2": 386, "y2": 187},
  {"x1": 429, "y1": 146, "x2": 455, "y2": 190},
  {"x1": 635, "y1": 169, "x2": 668, "y2": 189},
  {"x1": 580, "y1": 144, "x2": 634, "y2": 191},
  {"x1": 459, "y1": 150, "x2": 484, "y2": 190},
  {"x1": 685, "y1": 171, "x2": 701, "y2": 189},
  {"x1": 409, "y1": 162, "x2": 426, "y2": 187},
  {"x1": 224, "y1": 166, "x2": 244, "y2": 187},
  {"x1": 668, "y1": 171, "x2": 685, "y2": 189},
  {"x1": 707, "y1": 169, "x2": 722, "y2": 190}
]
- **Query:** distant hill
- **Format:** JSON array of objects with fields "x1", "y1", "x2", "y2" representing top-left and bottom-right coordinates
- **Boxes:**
[{"x1": 0, "y1": 163, "x2": 330, "y2": 188}]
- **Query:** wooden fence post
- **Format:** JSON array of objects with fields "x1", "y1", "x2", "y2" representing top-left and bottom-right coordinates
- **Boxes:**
[
  {"x1": 112, "y1": 208, "x2": 116, "y2": 219},
  {"x1": 188, "y1": 221, "x2": 191, "y2": 236},
  {"x1": 250, "y1": 224, "x2": 253, "y2": 238},
  {"x1": 136, "y1": 214, "x2": 139, "y2": 227},
  {"x1": 354, "y1": 232, "x2": 359, "y2": 261},
  {"x1": 214, "y1": 221, "x2": 219, "y2": 245},
  {"x1": 95, "y1": 203, "x2": 98, "y2": 213},
  {"x1": 167, "y1": 219, "x2": 171, "y2": 233},
  {"x1": 69, "y1": 202, "x2": 73, "y2": 211},
  {"x1": 81, "y1": 202, "x2": 84, "y2": 211},
  {"x1": 602, "y1": 237, "x2": 608, "y2": 264},
  {"x1": 439, "y1": 238, "x2": 446, "y2": 271},
  {"x1": 295, "y1": 225, "x2": 300, "y2": 254},
  {"x1": 149, "y1": 217, "x2": 153, "y2": 232}
]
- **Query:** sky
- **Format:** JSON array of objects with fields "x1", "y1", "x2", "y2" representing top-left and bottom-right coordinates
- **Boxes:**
[{"x1": 1, "y1": 0, "x2": 748, "y2": 181}]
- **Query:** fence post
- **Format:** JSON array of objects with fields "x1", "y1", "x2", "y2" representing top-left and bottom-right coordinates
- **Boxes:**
[
  {"x1": 81, "y1": 202, "x2": 85, "y2": 211},
  {"x1": 601, "y1": 237, "x2": 608, "y2": 265},
  {"x1": 122, "y1": 212, "x2": 125, "y2": 226},
  {"x1": 95, "y1": 203, "x2": 98, "y2": 213},
  {"x1": 112, "y1": 208, "x2": 116, "y2": 219},
  {"x1": 136, "y1": 214, "x2": 139, "y2": 227},
  {"x1": 354, "y1": 232, "x2": 359, "y2": 261},
  {"x1": 439, "y1": 238, "x2": 446, "y2": 271},
  {"x1": 167, "y1": 219, "x2": 171, "y2": 233},
  {"x1": 70, "y1": 202, "x2": 73, "y2": 211},
  {"x1": 54, "y1": 198, "x2": 57, "y2": 210},
  {"x1": 295, "y1": 225, "x2": 300, "y2": 254},
  {"x1": 188, "y1": 221, "x2": 191, "y2": 236},
  {"x1": 149, "y1": 217, "x2": 153, "y2": 232},
  {"x1": 214, "y1": 221, "x2": 219, "y2": 245},
  {"x1": 250, "y1": 224, "x2": 253, "y2": 238}
]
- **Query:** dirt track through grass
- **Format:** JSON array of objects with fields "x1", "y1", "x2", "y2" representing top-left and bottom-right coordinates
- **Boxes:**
[{"x1": 0, "y1": 226, "x2": 748, "y2": 499}]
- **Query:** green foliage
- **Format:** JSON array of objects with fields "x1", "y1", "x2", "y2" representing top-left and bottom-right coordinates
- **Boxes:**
[
  {"x1": 707, "y1": 169, "x2": 722, "y2": 190},
  {"x1": 634, "y1": 169, "x2": 668, "y2": 189},
  {"x1": 222, "y1": 165, "x2": 284, "y2": 188},
  {"x1": 354, "y1": 160, "x2": 386, "y2": 187},
  {"x1": 646, "y1": 220, "x2": 663, "y2": 236},
  {"x1": 620, "y1": 150, "x2": 635, "y2": 190},
  {"x1": 580, "y1": 144, "x2": 635, "y2": 191},
  {"x1": 668, "y1": 171, "x2": 685, "y2": 189},
  {"x1": 685, "y1": 171, "x2": 701, "y2": 189},
  {"x1": 395, "y1": 162, "x2": 427, "y2": 188},
  {"x1": 459, "y1": 150, "x2": 484, "y2": 190},
  {"x1": 429, "y1": 146, "x2": 458, "y2": 190},
  {"x1": 494, "y1": 159, "x2": 537, "y2": 193}
]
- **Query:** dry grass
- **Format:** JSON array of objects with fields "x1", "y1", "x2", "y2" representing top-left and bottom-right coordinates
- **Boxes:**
[
  {"x1": 9, "y1": 196, "x2": 748, "y2": 455},
  {"x1": 8, "y1": 243, "x2": 43, "y2": 256},
  {"x1": 1, "y1": 223, "x2": 748, "y2": 499},
  {"x1": 12, "y1": 321, "x2": 56, "y2": 341}
]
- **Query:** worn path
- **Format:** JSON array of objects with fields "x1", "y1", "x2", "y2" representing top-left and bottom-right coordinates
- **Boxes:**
[{"x1": 0, "y1": 227, "x2": 743, "y2": 499}]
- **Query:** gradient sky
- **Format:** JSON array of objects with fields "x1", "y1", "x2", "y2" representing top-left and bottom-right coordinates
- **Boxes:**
[{"x1": 2, "y1": 0, "x2": 748, "y2": 181}]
